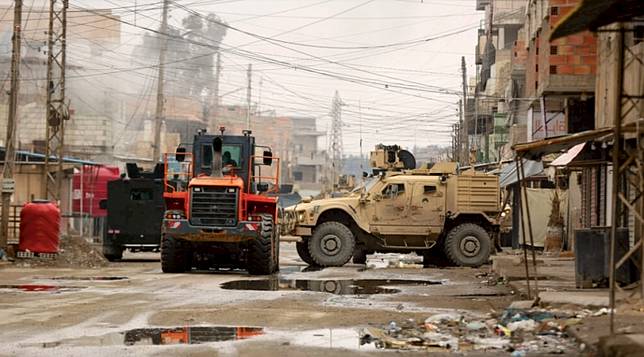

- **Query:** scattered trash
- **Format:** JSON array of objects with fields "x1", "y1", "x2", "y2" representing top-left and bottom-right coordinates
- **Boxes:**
[
  {"x1": 364, "y1": 307, "x2": 582, "y2": 353},
  {"x1": 592, "y1": 307, "x2": 614, "y2": 316}
]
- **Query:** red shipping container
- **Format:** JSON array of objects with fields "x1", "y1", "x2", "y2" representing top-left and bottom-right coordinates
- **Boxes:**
[
  {"x1": 72, "y1": 165, "x2": 120, "y2": 217},
  {"x1": 19, "y1": 201, "x2": 60, "y2": 254}
]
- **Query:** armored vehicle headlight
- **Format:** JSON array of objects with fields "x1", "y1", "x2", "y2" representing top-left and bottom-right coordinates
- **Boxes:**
[{"x1": 297, "y1": 211, "x2": 306, "y2": 222}]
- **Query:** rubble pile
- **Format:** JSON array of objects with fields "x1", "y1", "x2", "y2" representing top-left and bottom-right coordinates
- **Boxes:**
[
  {"x1": 360, "y1": 307, "x2": 588, "y2": 355},
  {"x1": 15, "y1": 236, "x2": 108, "y2": 269}
]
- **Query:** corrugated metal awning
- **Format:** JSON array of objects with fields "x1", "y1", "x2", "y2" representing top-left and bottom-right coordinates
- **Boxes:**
[
  {"x1": 499, "y1": 159, "x2": 544, "y2": 188},
  {"x1": 512, "y1": 128, "x2": 613, "y2": 160},
  {"x1": 550, "y1": 143, "x2": 586, "y2": 167}
]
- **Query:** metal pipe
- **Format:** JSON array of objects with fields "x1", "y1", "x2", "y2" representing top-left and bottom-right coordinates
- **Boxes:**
[{"x1": 609, "y1": 22, "x2": 625, "y2": 335}]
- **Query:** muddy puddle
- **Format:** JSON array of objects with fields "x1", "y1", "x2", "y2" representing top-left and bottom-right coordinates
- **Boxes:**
[
  {"x1": 124, "y1": 326, "x2": 264, "y2": 345},
  {"x1": 46, "y1": 276, "x2": 128, "y2": 281},
  {"x1": 221, "y1": 278, "x2": 442, "y2": 295},
  {"x1": 0, "y1": 284, "x2": 85, "y2": 292}
]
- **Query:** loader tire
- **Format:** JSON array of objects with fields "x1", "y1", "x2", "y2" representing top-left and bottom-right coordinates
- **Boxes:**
[
  {"x1": 308, "y1": 222, "x2": 355, "y2": 267},
  {"x1": 161, "y1": 235, "x2": 188, "y2": 273},
  {"x1": 248, "y1": 214, "x2": 276, "y2": 275},
  {"x1": 443, "y1": 223, "x2": 491, "y2": 267},
  {"x1": 296, "y1": 239, "x2": 317, "y2": 266}
]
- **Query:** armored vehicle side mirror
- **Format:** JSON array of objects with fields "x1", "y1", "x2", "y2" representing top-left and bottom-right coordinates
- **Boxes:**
[
  {"x1": 99, "y1": 199, "x2": 107, "y2": 210},
  {"x1": 257, "y1": 182, "x2": 269, "y2": 193},
  {"x1": 263, "y1": 150, "x2": 273, "y2": 166},
  {"x1": 175, "y1": 147, "x2": 186, "y2": 162}
]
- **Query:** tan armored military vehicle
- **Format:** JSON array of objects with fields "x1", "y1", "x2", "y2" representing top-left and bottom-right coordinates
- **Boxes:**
[{"x1": 285, "y1": 145, "x2": 501, "y2": 267}]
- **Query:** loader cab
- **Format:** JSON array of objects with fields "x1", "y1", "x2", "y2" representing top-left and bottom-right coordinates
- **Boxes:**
[
  {"x1": 191, "y1": 132, "x2": 254, "y2": 189},
  {"x1": 173, "y1": 129, "x2": 276, "y2": 195}
]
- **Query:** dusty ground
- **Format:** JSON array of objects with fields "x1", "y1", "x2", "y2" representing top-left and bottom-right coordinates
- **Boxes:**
[{"x1": 0, "y1": 243, "x2": 588, "y2": 356}]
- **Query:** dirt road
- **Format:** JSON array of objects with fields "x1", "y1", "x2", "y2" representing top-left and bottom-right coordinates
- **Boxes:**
[{"x1": 0, "y1": 243, "x2": 564, "y2": 356}]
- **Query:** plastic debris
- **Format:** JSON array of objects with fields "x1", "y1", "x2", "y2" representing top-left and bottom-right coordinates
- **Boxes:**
[
  {"x1": 466, "y1": 321, "x2": 486, "y2": 331},
  {"x1": 361, "y1": 306, "x2": 583, "y2": 353},
  {"x1": 469, "y1": 337, "x2": 509, "y2": 350},
  {"x1": 494, "y1": 325, "x2": 512, "y2": 337},
  {"x1": 508, "y1": 319, "x2": 537, "y2": 332},
  {"x1": 425, "y1": 312, "x2": 461, "y2": 324}
]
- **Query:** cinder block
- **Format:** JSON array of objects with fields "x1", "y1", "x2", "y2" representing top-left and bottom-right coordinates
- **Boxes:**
[
  {"x1": 582, "y1": 55, "x2": 597, "y2": 65},
  {"x1": 557, "y1": 64, "x2": 574, "y2": 74},
  {"x1": 573, "y1": 64, "x2": 592, "y2": 75},
  {"x1": 550, "y1": 55, "x2": 567, "y2": 65},
  {"x1": 567, "y1": 35, "x2": 584, "y2": 46}
]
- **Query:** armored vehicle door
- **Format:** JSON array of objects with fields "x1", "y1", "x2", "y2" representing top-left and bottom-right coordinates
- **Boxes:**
[
  {"x1": 112, "y1": 179, "x2": 164, "y2": 242},
  {"x1": 408, "y1": 181, "x2": 445, "y2": 236},
  {"x1": 370, "y1": 181, "x2": 415, "y2": 235}
]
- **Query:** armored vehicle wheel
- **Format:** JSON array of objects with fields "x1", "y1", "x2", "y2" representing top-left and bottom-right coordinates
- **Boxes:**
[
  {"x1": 161, "y1": 235, "x2": 189, "y2": 273},
  {"x1": 248, "y1": 214, "x2": 276, "y2": 275},
  {"x1": 443, "y1": 223, "x2": 491, "y2": 267},
  {"x1": 308, "y1": 222, "x2": 355, "y2": 267},
  {"x1": 103, "y1": 245, "x2": 123, "y2": 262},
  {"x1": 352, "y1": 248, "x2": 367, "y2": 265},
  {"x1": 296, "y1": 239, "x2": 317, "y2": 266}
]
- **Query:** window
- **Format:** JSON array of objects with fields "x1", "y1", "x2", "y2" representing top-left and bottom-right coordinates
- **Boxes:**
[
  {"x1": 382, "y1": 183, "x2": 405, "y2": 197},
  {"x1": 222, "y1": 144, "x2": 241, "y2": 168},
  {"x1": 202, "y1": 144, "x2": 213, "y2": 169},
  {"x1": 550, "y1": 65, "x2": 557, "y2": 74},
  {"x1": 550, "y1": 45, "x2": 558, "y2": 55},
  {"x1": 424, "y1": 185, "x2": 437, "y2": 194},
  {"x1": 130, "y1": 189, "x2": 153, "y2": 201},
  {"x1": 550, "y1": 6, "x2": 559, "y2": 16},
  {"x1": 202, "y1": 144, "x2": 242, "y2": 169}
]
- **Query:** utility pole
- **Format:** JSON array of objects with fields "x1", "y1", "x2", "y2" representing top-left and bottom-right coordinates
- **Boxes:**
[
  {"x1": 330, "y1": 91, "x2": 344, "y2": 189},
  {"x1": 152, "y1": 0, "x2": 169, "y2": 162},
  {"x1": 210, "y1": 52, "x2": 221, "y2": 132},
  {"x1": 460, "y1": 56, "x2": 468, "y2": 166},
  {"x1": 1, "y1": 0, "x2": 23, "y2": 252},
  {"x1": 246, "y1": 63, "x2": 252, "y2": 130},
  {"x1": 43, "y1": 0, "x2": 69, "y2": 202}
]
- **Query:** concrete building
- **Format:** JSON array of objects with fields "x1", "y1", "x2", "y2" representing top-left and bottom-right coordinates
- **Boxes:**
[
  {"x1": 289, "y1": 116, "x2": 326, "y2": 192},
  {"x1": 472, "y1": 0, "x2": 598, "y2": 164}
]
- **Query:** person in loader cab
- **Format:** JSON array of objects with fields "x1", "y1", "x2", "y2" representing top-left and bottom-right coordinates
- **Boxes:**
[{"x1": 222, "y1": 151, "x2": 238, "y2": 167}]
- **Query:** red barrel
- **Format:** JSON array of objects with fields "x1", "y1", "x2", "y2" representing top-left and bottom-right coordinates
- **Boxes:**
[{"x1": 19, "y1": 201, "x2": 60, "y2": 254}]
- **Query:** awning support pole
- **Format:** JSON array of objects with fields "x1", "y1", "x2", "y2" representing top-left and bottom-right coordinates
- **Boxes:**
[
  {"x1": 519, "y1": 156, "x2": 540, "y2": 301},
  {"x1": 515, "y1": 157, "x2": 532, "y2": 299}
]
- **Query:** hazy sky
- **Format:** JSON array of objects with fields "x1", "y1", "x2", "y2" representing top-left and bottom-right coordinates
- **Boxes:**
[{"x1": 7, "y1": 0, "x2": 482, "y2": 155}]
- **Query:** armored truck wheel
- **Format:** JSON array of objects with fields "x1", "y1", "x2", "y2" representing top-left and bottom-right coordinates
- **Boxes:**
[
  {"x1": 161, "y1": 235, "x2": 189, "y2": 273},
  {"x1": 443, "y1": 223, "x2": 491, "y2": 267},
  {"x1": 248, "y1": 214, "x2": 276, "y2": 275},
  {"x1": 103, "y1": 246, "x2": 123, "y2": 262},
  {"x1": 352, "y1": 248, "x2": 367, "y2": 265},
  {"x1": 296, "y1": 239, "x2": 317, "y2": 266},
  {"x1": 308, "y1": 222, "x2": 355, "y2": 267}
]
